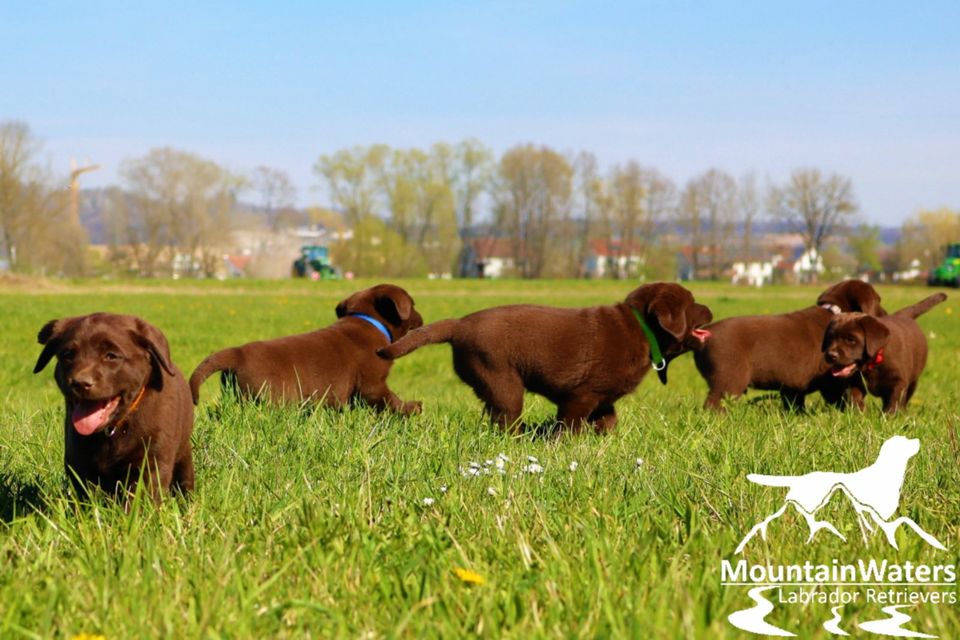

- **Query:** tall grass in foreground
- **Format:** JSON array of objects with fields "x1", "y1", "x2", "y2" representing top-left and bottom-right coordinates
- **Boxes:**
[{"x1": 0, "y1": 280, "x2": 957, "y2": 638}]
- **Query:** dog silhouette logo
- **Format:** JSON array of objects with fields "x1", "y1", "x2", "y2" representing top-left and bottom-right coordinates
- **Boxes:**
[
  {"x1": 736, "y1": 435, "x2": 945, "y2": 554},
  {"x1": 727, "y1": 436, "x2": 951, "y2": 637}
]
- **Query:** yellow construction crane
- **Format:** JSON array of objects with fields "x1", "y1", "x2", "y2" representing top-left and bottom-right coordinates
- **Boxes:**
[{"x1": 69, "y1": 158, "x2": 100, "y2": 227}]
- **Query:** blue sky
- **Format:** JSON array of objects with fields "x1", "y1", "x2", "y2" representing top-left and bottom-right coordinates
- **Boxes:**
[{"x1": 2, "y1": 1, "x2": 958, "y2": 224}]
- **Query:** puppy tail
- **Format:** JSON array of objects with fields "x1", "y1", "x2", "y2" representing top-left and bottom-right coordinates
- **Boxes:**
[
  {"x1": 893, "y1": 293, "x2": 947, "y2": 319},
  {"x1": 746, "y1": 473, "x2": 797, "y2": 487},
  {"x1": 189, "y1": 348, "x2": 242, "y2": 405},
  {"x1": 377, "y1": 319, "x2": 459, "y2": 360}
]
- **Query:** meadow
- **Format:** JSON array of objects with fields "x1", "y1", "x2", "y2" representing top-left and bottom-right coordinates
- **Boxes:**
[{"x1": 0, "y1": 276, "x2": 957, "y2": 638}]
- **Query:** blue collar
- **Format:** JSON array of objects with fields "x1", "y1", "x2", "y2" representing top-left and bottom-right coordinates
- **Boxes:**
[{"x1": 348, "y1": 313, "x2": 393, "y2": 343}]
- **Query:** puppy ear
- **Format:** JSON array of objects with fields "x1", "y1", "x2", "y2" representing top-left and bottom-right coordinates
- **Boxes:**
[
  {"x1": 34, "y1": 318, "x2": 68, "y2": 373},
  {"x1": 859, "y1": 316, "x2": 890, "y2": 359},
  {"x1": 130, "y1": 319, "x2": 174, "y2": 379},
  {"x1": 848, "y1": 285, "x2": 882, "y2": 316},
  {"x1": 374, "y1": 290, "x2": 412, "y2": 326},
  {"x1": 647, "y1": 297, "x2": 687, "y2": 341},
  {"x1": 691, "y1": 303, "x2": 713, "y2": 328}
]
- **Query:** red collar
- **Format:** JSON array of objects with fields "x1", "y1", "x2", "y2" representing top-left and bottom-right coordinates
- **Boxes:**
[{"x1": 863, "y1": 349, "x2": 884, "y2": 371}]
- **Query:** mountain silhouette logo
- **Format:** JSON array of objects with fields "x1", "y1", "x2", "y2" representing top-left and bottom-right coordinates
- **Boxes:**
[{"x1": 735, "y1": 436, "x2": 946, "y2": 554}]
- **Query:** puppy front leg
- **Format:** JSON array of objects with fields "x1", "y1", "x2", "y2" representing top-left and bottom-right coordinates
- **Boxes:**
[{"x1": 359, "y1": 381, "x2": 422, "y2": 416}]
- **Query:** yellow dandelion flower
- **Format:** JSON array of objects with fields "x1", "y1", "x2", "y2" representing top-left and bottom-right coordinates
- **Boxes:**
[
  {"x1": 454, "y1": 567, "x2": 485, "y2": 585},
  {"x1": 71, "y1": 634, "x2": 106, "y2": 640},
  {"x1": 946, "y1": 307, "x2": 953, "y2": 315}
]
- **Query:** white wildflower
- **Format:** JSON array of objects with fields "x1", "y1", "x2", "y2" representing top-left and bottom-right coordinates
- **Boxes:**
[
  {"x1": 569, "y1": 461, "x2": 579, "y2": 472},
  {"x1": 487, "y1": 486, "x2": 497, "y2": 496},
  {"x1": 527, "y1": 455, "x2": 539, "y2": 463},
  {"x1": 422, "y1": 497, "x2": 435, "y2": 506},
  {"x1": 439, "y1": 485, "x2": 448, "y2": 494},
  {"x1": 522, "y1": 463, "x2": 544, "y2": 474}
]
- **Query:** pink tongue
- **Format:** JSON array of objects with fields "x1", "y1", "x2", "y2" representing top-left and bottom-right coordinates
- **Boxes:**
[
  {"x1": 71, "y1": 397, "x2": 120, "y2": 435},
  {"x1": 832, "y1": 364, "x2": 858, "y2": 378},
  {"x1": 692, "y1": 328, "x2": 712, "y2": 342}
]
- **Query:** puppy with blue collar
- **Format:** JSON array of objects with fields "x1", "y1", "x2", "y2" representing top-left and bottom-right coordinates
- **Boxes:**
[{"x1": 190, "y1": 283, "x2": 423, "y2": 414}]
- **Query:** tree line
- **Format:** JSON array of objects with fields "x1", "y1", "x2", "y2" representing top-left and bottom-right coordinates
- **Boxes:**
[{"x1": 1, "y1": 118, "x2": 956, "y2": 279}]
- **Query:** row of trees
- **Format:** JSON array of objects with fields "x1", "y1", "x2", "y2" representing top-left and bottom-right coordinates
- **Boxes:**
[
  {"x1": 1, "y1": 118, "x2": 955, "y2": 279},
  {"x1": 318, "y1": 142, "x2": 861, "y2": 279}
]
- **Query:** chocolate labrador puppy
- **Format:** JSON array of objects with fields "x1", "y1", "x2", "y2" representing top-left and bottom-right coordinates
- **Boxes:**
[
  {"x1": 190, "y1": 283, "x2": 423, "y2": 414},
  {"x1": 378, "y1": 282, "x2": 712, "y2": 434},
  {"x1": 822, "y1": 293, "x2": 946, "y2": 413},
  {"x1": 33, "y1": 313, "x2": 194, "y2": 500},
  {"x1": 693, "y1": 280, "x2": 886, "y2": 411}
]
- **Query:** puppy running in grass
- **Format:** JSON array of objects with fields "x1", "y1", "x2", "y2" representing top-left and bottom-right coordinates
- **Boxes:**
[
  {"x1": 822, "y1": 293, "x2": 946, "y2": 413},
  {"x1": 190, "y1": 283, "x2": 423, "y2": 414},
  {"x1": 378, "y1": 282, "x2": 712, "y2": 434}
]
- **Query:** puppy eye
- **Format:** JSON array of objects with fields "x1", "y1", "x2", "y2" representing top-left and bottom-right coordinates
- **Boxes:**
[
  {"x1": 60, "y1": 350, "x2": 75, "y2": 361},
  {"x1": 845, "y1": 336, "x2": 858, "y2": 344},
  {"x1": 104, "y1": 352, "x2": 122, "y2": 361}
]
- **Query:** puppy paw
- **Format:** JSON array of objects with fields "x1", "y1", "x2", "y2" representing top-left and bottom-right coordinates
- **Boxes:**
[{"x1": 402, "y1": 400, "x2": 423, "y2": 415}]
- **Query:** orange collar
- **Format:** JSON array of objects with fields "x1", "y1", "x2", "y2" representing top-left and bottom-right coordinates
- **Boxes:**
[{"x1": 107, "y1": 386, "x2": 146, "y2": 437}]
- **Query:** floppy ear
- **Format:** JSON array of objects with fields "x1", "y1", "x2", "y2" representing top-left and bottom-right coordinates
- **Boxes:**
[
  {"x1": 335, "y1": 298, "x2": 349, "y2": 318},
  {"x1": 374, "y1": 290, "x2": 412, "y2": 326},
  {"x1": 691, "y1": 303, "x2": 713, "y2": 328},
  {"x1": 34, "y1": 318, "x2": 68, "y2": 373},
  {"x1": 848, "y1": 286, "x2": 882, "y2": 315},
  {"x1": 130, "y1": 319, "x2": 174, "y2": 380},
  {"x1": 647, "y1": 297, "x2": 687, "y2": 341},
  {"x1": 859, "y1": 316, "x2": 890, "y2": 359}
]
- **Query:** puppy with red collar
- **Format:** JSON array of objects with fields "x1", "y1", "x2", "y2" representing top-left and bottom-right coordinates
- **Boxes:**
[{"x1": 822, "y1": 293, "x2": 946, "y2": 413}]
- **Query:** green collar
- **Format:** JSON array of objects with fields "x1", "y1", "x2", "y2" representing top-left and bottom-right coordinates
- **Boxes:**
[{"x1": 630, "y1": 307, "x2": 666, "y2": 373}]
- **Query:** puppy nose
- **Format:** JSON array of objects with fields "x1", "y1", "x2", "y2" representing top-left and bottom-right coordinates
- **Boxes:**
[
  {"x1": 825, "y1": 351, "x2": 837, "y2": 364},
  {"x1": 70, "y1": 375, "x2": 94, "y2": 393}
]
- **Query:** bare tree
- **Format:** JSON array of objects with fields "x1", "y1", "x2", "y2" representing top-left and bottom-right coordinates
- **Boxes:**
[
  {"x1": 315, "y1": 145, "x2": 389, "y2": 272},
  {"x1": 678, "y1": 169, "x2": 736, "y2": 280},
  {"x1": 768, "y1": 168, "x2": 858, "y2": 281},
  {"x1": 118, "y1": 148, "x2": 241, "y2": 277},
  {"x1": 250, "y1": 165, "x2": 296, "y2": 230},
  {"x1": 494, "y1": 144, "x2": 573, "y2": 278},
  {"x1": 0, "y1": 120, "x2": 86, "y2": 275},
  {"x1": 738, "y1": 173, "x2": 760, "y2": 263}
]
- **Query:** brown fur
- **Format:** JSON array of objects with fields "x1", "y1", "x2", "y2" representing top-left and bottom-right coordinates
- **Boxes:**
[
  {"x1": 693, "y1": 280, "x2": 886, "y2": 411},
  {"x1": 822, "y1": 293, "x2": 946, "y2": 413},
  {"x1": 33, "y1": 313, "x2": 194, "y2": 500},
  {"x1": 378, "y1": 282, "x2": 712, "y2": 434},
  {"x1": 189, "y1": 284, "x2": 423, "y2": 414}
]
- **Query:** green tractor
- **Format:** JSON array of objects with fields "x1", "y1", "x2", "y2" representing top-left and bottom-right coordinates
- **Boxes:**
[
  {"x1": 928, "y1": 243, "x2": 960, "y2": 287},
  {"x1": 292, "y1": 245, "x2": 339, "y2": 280}
]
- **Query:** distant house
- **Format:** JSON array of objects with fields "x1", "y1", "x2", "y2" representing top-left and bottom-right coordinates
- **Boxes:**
[
  {"x1": 457, "y1": 237, "x2": 517, "y2": 278},
  {"x1": 731, "y1": 258, "x2": 777, "y2": 287},
  {"x1": 781, "y1": 247, "x2": 825, "y2": 283},
  {"x1": 583, "y1": 239, "x2": 645, "y2": 279}
]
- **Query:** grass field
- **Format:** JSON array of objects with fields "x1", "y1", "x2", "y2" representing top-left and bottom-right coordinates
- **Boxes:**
[{"x1": 0, "y1": 277, "x2": 957, "y2": 638}]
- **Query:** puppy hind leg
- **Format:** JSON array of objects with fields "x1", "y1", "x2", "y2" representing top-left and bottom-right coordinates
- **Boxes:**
[
  {"x1": 173, "y1": 450, "x2": 195, "y2": 494},
  {"x1": 588, "y1": 403, "x2": 618, "y2": 434},
  {"x1": 476, "y1": 378, "x2": 524, "y2": 433},
  {"x1": 556, "y1": 396, "x2": 601, "y2": 434}
]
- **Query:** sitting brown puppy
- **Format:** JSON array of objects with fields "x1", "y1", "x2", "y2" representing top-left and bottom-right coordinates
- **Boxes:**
[
  {"x1": 190, "y1": 283, "x2": 423, "y2": 414},
  {"x1": 33, "y1": 313, "x2": 194, "y2": 500},
  {"x1": 378, "y1": 282, "x2": 712, "y2": 433},
  {"x1": 822, "y1": 293, "x2": 946, "y2": 413},
  {"x1": 693, "y1": 280, "x2": 885, "y2": 411}
]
